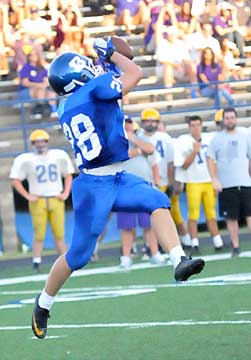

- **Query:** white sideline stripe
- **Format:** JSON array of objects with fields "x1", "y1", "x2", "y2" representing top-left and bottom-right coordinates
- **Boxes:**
[
  {"x1": 2, "y1": 271, "x2": 251, "y2": 296},
  {"x1": 1, "y1": 320, "x2": 251, "y2": 332},
  {"x1": 1, "y1": 251, "x2": 251, "y2": 286},
  {"x1": 32, "y1": 335, "x2": 67, "y2": 340},
  {"x1": 234, "y1": 311, "x2": 251, "y2": 314},
  {"x1": 0, "y1": 304, "x2": 23, "y2": 309}
]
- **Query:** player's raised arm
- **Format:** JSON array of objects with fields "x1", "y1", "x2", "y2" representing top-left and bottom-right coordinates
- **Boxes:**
[
  {"x1": 111, "y1": 52, "x2": 142, "y2": 95},
  {"x1": 93, "y1": 37, "x2": 142, "y2": 95}
]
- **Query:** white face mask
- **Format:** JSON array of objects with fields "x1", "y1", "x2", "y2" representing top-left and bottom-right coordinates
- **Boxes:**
[{"x1": 32, "y1": 141, "x2": 48, "y2": 154}]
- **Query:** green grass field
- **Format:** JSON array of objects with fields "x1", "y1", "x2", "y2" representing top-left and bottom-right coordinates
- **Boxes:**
[{"x1": 1, "y1": 241, "x2": 251, "y2": 360}]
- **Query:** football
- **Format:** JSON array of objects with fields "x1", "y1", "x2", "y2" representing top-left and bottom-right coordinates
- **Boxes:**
[{"x1": 110, "y1": 36, "x2": 134, "y2": 60}]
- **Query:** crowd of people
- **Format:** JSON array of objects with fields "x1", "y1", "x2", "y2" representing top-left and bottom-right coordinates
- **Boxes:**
[
  {"x1": 0, "y1": 0, "x2": 251, "y2": 113},
  {"x1": 114, "y1": 105, "x2": 251, "y2": 270},
  {"x1": 0, "y1": 1, "x2": 249, "y2": 339},
  {"x1": 0, "y1": 0, "x2": 250, "y2": 268}
]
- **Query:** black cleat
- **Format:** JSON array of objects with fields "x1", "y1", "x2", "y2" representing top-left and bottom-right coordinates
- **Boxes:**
[
  {"x1": 174, "y1": 256, "x2": 205, "y2": 281},
  {"x1": 32, "y1": 294, "x2": 50, "y2": 339},
  {"x1": 231, "y1": 247, "x2": 240, "y2": 258},
  {"x1": 33, "y1": 262, "x2": 40, "y2": 273}
]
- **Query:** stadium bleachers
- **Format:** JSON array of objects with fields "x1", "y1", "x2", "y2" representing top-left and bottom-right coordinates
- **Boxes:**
[{"x1": 0, "y1": 8, "x2": 251, "y2": 167}]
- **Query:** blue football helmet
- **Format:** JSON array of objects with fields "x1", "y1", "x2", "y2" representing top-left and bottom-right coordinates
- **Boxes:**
[{"x1": 48, "y1": 52, "x2": 103, "y2": 96}]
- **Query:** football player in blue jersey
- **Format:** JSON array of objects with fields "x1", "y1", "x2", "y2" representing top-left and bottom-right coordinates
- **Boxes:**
[{"x1": 32, "y1": 37, "x2": 205, "y2": 339}]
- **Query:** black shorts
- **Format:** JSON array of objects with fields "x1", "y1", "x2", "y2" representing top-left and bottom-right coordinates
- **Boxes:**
[{"x1": 219, "y1": 186, "x2": 251, "y2": 219}]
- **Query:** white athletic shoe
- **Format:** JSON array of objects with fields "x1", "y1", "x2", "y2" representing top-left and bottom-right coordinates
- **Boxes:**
[
  {"x1": 119, "y1": 256, "x2": 132, "y2": 269},
  {"x1": 180, "y1": 234, "x2": 192, "y2": 247},
  {"x1": 212, "y1": 235, "x2": 224, "y2": 249},
  {"x1": 150, "y1": 251, "x2": 166, "y2": 265}
]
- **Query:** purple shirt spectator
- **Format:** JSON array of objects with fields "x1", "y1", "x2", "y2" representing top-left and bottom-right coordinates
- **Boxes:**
[
  {"x1": 144, "y1": 4, "x2": 171, "y2": 46},
  {"x1": 116, "y1": 0, "x2": 142, "y2": 17},
  {"x1": 197, "y1": 63, "x2": 222, "y2": 89},
  {"x1": 174, "y1": 0, "x2": 191, "y2": 5},
  {"x1": 212, "y1": 15, "x2": 232, "y2": 37},
  {"x1": 19, "y1": 63, "x2": 47, "y2": 89},
  {"x1": 176, "y1": 13, "x2": 191, "y2": 24}
]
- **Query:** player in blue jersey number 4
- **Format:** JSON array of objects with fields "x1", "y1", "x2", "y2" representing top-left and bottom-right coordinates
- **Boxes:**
[{"x1": 32, "y1": 37, "x2": 205, "y2": 339}]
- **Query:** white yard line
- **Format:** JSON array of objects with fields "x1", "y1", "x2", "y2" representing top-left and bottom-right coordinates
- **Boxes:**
[
  {"x1": 1, "y1": 251, "x2": 251, "y2": 287},
  {"x1": 1, "y1": 320, "x2": 251, "y2": 333}
]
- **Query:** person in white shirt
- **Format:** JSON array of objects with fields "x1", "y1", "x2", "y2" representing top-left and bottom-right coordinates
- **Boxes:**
[
  {"x1": 186, "y1": 23, "x2": 222, "y2": 63},
  {"x1": 207, "y1": 107, "x2": 251, "y2": 257},
  {"x1": 141, "y1": 108, "x2": 192, "y2": 248},
  {"x1": 9, "y1": 129, "x2": 75, "y2": 271},
  {"x1": 174, "y1": 115, "x2": 223, "y2": 252},
  {"x1": 155, "y1": 25, "x2": 197, "y2": 98},
  {"x1": 118, "y1": 115, "x2": 165, "y2": 268}
]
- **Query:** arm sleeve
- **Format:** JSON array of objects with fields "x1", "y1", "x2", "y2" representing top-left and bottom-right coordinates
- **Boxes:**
[
  {"x1": 173, "y1": 138, "x2": 187, "y2": 167},
  {"x1": 92, "y1": 73, "x2": 123, "y2": 101},
  {"x1": 166, "y1": 141, "x2": 174, "y2": 163},
  {"x1": 148, "y1": 151, "x2": 161, "y2": 166},
  {"x1": 206, "y1": 138, "x2": 217, "y2": 160},
  {"x1": 9, "y1": 156, "x2": 27, "y2": 180},
  {"x1": 19, "y1": 64, "x2": 29, "y2": 80},
  {"x1": 59, "y1": 152, "x2": 75, "y2": 176}
]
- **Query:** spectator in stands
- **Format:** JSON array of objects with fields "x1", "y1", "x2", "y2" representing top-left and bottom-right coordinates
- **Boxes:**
[
  {"x1": 186, "y1": 22, "x2": 222, "y2": 63},
  {"x1": 118, "y1": 115, "x2": 165, "y2": 269},
  {"x1": 12, "y1": 28, "x2": 43, "y2": 72},
  {"x1": 52, "y1": 6, "x2": 82, "y2": 49},
  {"x1": 8, "y1": 0, "x2": 29, "y2": 29},
  {"x1": 144, "y1": 2, "x2": 177, "y2": 53},
  {"x1": 207, "y1": 107, "x2": 251, "y2": 257},
  {"x1": 0, "y1": 2, "x2": 13, "y2": 79},
  {"x1": 228, "y1": 0, "x2": 251, "y2": 39},
  {"x1": 9, "y1": 129, "x2": 75, "y2": 271},
  {"x1": 155, "y1": 25, "x2": 197, "y2": 99},
  {"x1": 176, "y1": 0, "x2": 199, "y2": 35},
  {"x1": 61, "y1": 7, "x2": 83, "y2": 46},
  {"x1": 141, "y1": 108, "x2": 192, "y2": 248},
  {"x1": 197, "y1": 47, "x2": 235, "y2": 108},
  {"x1": 212, "y1": 1, "x2": 245, "y2": 58},
  {"x1": 21, "y1": 4, "x2": 53, "y2": 50},
  {"x1": 221, "y1": 38, "x2": 246, "y2": 80},
  {"x1": 114, "y1": 0, "x2": 150, "y2": 34},
  {"x1": 174, "y1": 115, "x2": 224, "y2": 252},
  {"x1": 19, "y1": 49, "x2": 57, "y2": 118}
]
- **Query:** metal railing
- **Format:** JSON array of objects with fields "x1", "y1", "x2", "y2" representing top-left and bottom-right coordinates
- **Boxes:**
[{"x1": 0, "y1": 77, "x2": 250, "y2": 158}]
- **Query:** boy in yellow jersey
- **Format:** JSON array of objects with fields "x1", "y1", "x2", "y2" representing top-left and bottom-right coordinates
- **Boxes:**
[
  {"x1": 174, "y1": 115, "x2": 224, "y2": 252},
  {"x1": 9, "y1": 129, "x2": 75, "y2": 271},
  {"x1": 140, "y1": 108, "x2": 192, "y2": 248}
]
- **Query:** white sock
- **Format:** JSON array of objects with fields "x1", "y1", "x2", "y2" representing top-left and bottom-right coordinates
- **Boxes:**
[
  {"x1": 180, "y1": 233, "x2": 192, "y2": 246},
  {"x1": 212, "y1": 234, "x2": 223, "y2": 248},
  {"x1": 38, "y1": 289, "x2": 55, "y2": 311},
  {"x1": 191, "y1": 238, "x2": 199, "y2": 247},
  {"x1": 33, "y1": 257, "x2": 41, "y2": 264},
  {"x1": 169, "y1": 245, "x2": 186, "y2": 268}
]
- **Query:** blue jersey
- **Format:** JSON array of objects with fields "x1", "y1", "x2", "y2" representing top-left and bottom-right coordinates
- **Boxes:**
[{"x1": 58, "y1": 72, "x2": 129, "y2": 170}]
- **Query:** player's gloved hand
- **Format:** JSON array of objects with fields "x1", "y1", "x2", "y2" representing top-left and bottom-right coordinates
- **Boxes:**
[{"x1": 93, "y1": 37, "x2": 115, "y2": 62}]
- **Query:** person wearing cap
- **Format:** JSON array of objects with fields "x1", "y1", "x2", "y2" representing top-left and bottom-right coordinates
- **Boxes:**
[
  {"x1": 9, "y1": 129, "x2": 75, "y2": 271},
  {"x1": 140, "y1": 108, "x2": 192, "y2": 248},
  {"x1": 117, "y1": 115, "x2": 166, "y2": 268}
]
